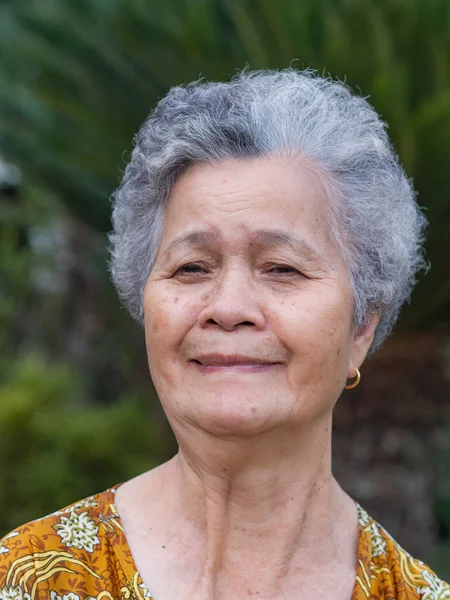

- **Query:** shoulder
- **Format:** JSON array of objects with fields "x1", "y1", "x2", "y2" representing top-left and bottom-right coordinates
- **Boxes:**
[
  {"x1": 357, "y1": 505, "x2": 450, "y2": 599},
  {"x1": 0, "y1": 492, "x2": 103, "y2": 556},
  {"x1": 0, "y1": 487, "x2": 135, "y2": 600}
]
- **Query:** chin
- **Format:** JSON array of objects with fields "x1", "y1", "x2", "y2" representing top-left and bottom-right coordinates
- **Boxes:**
[
  {"x1": 184, "y1": 391, "x2": 278, "y2": 437},
  {"x1": 198, "y1": 416, "x2": 273, "y2": 438}
]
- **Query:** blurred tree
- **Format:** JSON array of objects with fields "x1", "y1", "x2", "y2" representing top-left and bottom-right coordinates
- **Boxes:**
[{"x1": 0, "y1": 354, "x2": 170, "y2": 533}]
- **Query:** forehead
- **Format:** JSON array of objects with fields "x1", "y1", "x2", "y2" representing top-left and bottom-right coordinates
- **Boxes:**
[{"x1": 160, "y1": 155, "x2": 335, "y2": 253}]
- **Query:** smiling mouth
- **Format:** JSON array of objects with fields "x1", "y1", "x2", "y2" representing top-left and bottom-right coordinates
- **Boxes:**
[{"x1": 189, "y1": 355, "x2": 283, "y2": 372}]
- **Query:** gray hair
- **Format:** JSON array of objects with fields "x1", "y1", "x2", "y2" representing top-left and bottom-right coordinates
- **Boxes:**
[{"x1": 109, "y1": 68, "x2": 427, "y2": 352}]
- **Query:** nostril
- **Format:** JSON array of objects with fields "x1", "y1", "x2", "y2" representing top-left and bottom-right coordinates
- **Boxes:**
[
  {"x1": 202, "y1": 318, "x2": 259, "y2": 331},
  {"x1": 206, "y1": 318, "x2": 220, "y2": 326}
]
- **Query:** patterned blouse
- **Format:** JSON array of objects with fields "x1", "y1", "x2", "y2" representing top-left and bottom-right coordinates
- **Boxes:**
[{"x1": 0, "y1": 485, "x2": 449, "y2": 600}]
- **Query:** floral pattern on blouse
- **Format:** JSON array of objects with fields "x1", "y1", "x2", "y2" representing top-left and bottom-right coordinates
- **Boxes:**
[{"x1": 0, "y1": 485, "x2": 448, "y2": 599}]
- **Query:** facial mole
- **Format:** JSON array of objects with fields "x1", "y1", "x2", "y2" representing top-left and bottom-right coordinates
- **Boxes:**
[{"x1": 174, "y1": 297, "x2": 179, "y2": 304}]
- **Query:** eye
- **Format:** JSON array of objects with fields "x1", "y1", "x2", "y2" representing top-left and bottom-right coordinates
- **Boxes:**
[
  {"x1": 267, "y1": 264, "x2": 302, "y2": 275},
  {"x1": 174, "y1": 263, "x2": 208, "y2": 275}
]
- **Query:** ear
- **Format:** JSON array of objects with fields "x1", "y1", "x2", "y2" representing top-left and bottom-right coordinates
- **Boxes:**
[{"x1": 347, "y1": 312, "x2": 380, "y2": 378}]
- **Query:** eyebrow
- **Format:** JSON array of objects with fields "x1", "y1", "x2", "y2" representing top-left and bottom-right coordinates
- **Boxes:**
[
  {"x1": 161, "y1": 231, "x2": 217, "y2": 259},
  {"x1": 161, "y1": 228, "x2": 325, "y2": 267},
  {"x1": 251, "y1": 229, "x2": 325, "y2": 266}
]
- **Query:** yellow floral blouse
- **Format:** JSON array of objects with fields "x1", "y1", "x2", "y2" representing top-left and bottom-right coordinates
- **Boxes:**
[{"x1": 0, "y1": 485, "x2": 449, "y2": 600}]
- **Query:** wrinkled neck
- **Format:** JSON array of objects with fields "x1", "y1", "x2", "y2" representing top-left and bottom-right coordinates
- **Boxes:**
[
  {"x1": 174, "y1": 414, "x2": 334, "y2": 529},
  {"x1": 160, "y1": 413, "x2": 357, "y2": 598}
]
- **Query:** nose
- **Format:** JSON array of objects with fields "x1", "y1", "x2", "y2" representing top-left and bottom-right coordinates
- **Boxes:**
[{"x1": 198, "y1": 269, "x2": 266, "y2": 332}]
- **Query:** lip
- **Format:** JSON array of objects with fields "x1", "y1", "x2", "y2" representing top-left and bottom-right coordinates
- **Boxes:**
[{"x1": 189, "y1": 354, "x2": 283, "y2": 372}]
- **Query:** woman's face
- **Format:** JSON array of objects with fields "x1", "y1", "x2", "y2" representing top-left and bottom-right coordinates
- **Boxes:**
[{"x1": 144, "y1": 156, "x2": 377, "y2": 437}]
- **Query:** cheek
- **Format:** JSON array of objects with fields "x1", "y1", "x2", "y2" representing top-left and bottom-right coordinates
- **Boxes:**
[
  {"x1": 144, "y1": 299, "x2": 185, "y2": 395},
  {"x1": 145, "y1": 303, "x2": 180, "y2": 362},
  {"x1": 271, "y1": 292, "x2": 353, "y2": 366},
  {"x1": 143, "y1": 284, "x2": 203, "y2": 364},
  {"x1": 276, "y1": 308, "x2": 352, "y2": 406},
  {"x1": 147, "y1": 303, "x2": 171, "y2": 335},
  {"x1": 144, "y1": 289, "x2": 207, "y2": 402}
]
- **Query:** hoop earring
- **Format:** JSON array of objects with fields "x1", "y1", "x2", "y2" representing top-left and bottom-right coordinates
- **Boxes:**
[{"x1": 345, "y1": 368, "x2": 361, "y2": 389}]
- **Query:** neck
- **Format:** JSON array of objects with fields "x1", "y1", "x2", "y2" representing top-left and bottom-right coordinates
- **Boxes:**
[{"x1": 158, "y1": 414, "x2": 358, "y2": 598}]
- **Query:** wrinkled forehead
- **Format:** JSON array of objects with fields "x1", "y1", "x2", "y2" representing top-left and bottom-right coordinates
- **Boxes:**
[{"x1": 158, "y1": 155, "x2": 338, "y2": 255}]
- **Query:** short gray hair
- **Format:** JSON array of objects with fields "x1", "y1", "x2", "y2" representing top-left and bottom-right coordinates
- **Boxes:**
[{"x1": 109, "y1": 68, "x2": 427, "y2": 352}]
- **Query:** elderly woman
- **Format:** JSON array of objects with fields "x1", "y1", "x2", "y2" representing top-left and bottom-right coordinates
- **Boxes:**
[{"x1": 0, "y1": 69, "x2": 448, "y2": 600}]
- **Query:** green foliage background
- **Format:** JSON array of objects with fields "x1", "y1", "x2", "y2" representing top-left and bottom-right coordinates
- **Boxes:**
[
  {"x1": 0, "y1": 355, "x2": 169, "y2": 533},
  {"x1": 0, "y1": 0, "x2": 450, "y2": 577}
]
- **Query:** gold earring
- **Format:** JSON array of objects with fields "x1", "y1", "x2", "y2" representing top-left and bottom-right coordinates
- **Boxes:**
[{"x1": 345, "y1": 368, "x2": 361, "y2": 389}]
